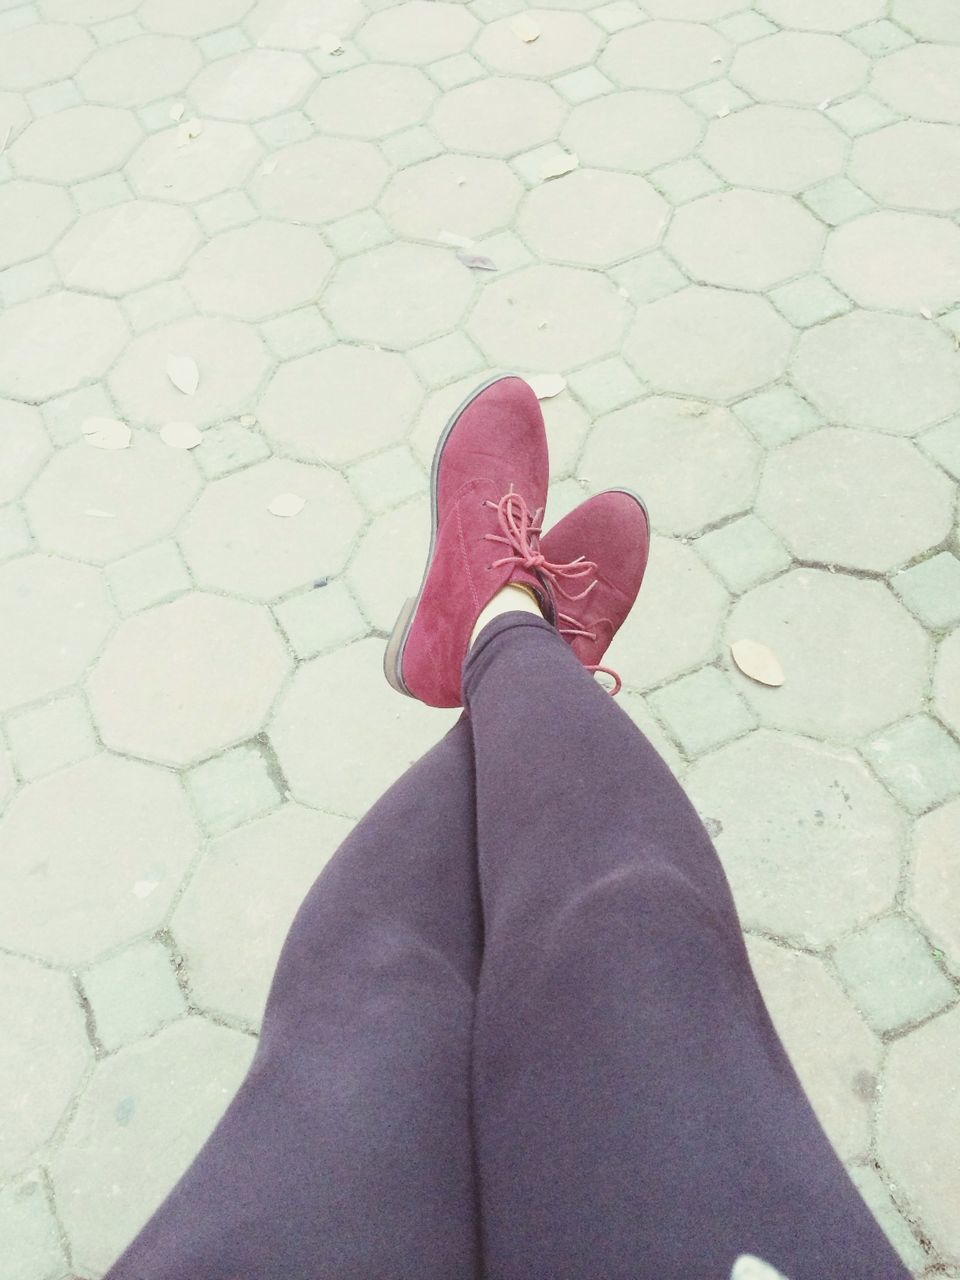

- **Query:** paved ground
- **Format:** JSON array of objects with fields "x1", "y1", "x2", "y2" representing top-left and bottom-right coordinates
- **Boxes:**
[{"x1": 1, "y1": 0, "x2": 959, "y2": 1274}]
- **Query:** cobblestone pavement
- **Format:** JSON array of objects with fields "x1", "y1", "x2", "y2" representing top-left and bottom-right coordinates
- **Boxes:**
[{"x1": 1, "y1": 0, "x2": 959, "y2": 1274}]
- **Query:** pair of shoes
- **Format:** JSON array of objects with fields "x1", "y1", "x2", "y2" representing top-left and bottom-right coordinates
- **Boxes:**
[{"x1": 383, "y1": 374, "x2": 650, "y2": 709}]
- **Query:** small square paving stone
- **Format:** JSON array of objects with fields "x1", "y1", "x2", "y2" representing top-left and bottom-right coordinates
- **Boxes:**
[
  {"x1": 194, "y1": 422, "x2": 271, "y2": 480},
  {"x1": 864, "y1": 715, "x2": 960, "y2": 815},
  {"x1": 185, "y1": 741, "x2": 284, "y2": 836},
  {"x1": 6, "y1": 692, "x2": 97, "y2": 781},
  {"x1": 0, "y1": 6, "x2": 38, "y2": 34},
  {"x1": 136, "y1": 100, "x2": 182, "y2": 132},
  {"x1": 409, "y1": 330, "x2": 485, "y2": 386},
  {"x1": 428, "y1": 53, "x2": 486, "y2": 90},
  {"x1": 91, "y1": 15, "x2": 141, "y2": 44},
  {"x1": 272, "y1": 579, "x2": 367, "y2": 660},
  {"x1": 696, "y1": 514, "x2": 792, "y2": 593},
  {"x1": 41, "y1": 383, "x2": 114, "y2": 448},
  {"x1": 568, "y1": 357, "x2": 643, "y2": 416},
  {"x1": 255, "y1": 111, "x2": 313, "y2": 149},
  {"x1": 0, "y1": 156, "x2": 12, "y2": 183},
  {"x1": 106, "y1": 540, "x2": 192, "y2": 617},
  {"x1": 769, "y1": 275, "x2": 851, "y2": 328},
  {"x1": 941, "y1": 307, "x2": 960, "y2": 338},
  {"x1": 715, "y1": 11, "x2": 778, "y2": 43},
  {"x1": 348, "y1": 446, "x2": 426, "y2": 513},
  {"x1": 610, "y1": 250, "x2": 688, "y2": 304},
  {"x1": 824, "y1": 95, "x2": 898, "y2": 138},
  {"x1": 892, "y1": 553, "x2": 960, "y2": 630},
  {"x1": 0, "y1": 257, "x2": 57, "y2": 307},
  {"x1": 919, "y1": 418, "x2": 960, "y2": 482},
  {"x1": 685, "y1": 82, "x2": 752, "y2": 120},
  {"x1": 802, "y1": 176, "x2": 875, "y2": 226},
  {"x1": 380, "y1": 125, "x2": 444, "y2": 168},
  {"x1": 592, "y1": 1, "x2": 647, "y2": 33},
  {"x1": 198, "y1": 26, "x2": 252, "y2": 60},
  {"x1": 73, "y1": 172, "x2": 133, "y2": 214},
  {"x1": 0, "y1": 1177, "x2": 66, "y2": 1279},
  {"x1": 832, "y1": 915, "x2": 955, "y2": 1035},
  {"x1": 733, "y1": 385, "x2": 821, "y2": 448},
  {"x1": 472, "y1": 230, "x2": 534, "y2": 272},
  {"x1": 81, "y1": 939, "x2": 186, "y2": 1052},
  {"x1": 195, "y1": 191, "x2": 258, "y2": 236},
  {"x1": 848, "y1": 20, "x2": 915, "y2": 56},
  {"x1": 28, "y1": 80, "x2": 82, "y2": 117},
  {"x1": 649, "y1": 158, "x2": 724, "y2": 204},
  {"x1": 0, "y1": 505, "x2": 31, "y2": 561},
  {"x1": 324, "y1": 209, "x2": 392, "y2": 258},
  {"x1": 553, "y1": 67, "x2": 615, "y2": 105},
  {"x1": 260, "y1": 306, "x2": 335, "y2": 359},
  {"x1": 648, "y1": 665, "x2": 756, "y2": 758},
  {"x1": 122, "y1": 279, "x2": 194, "y2": 334}
]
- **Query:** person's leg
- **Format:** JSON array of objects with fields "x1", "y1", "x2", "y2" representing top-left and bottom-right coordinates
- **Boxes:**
[
  {"x1": 464, "y1": 612, "x2": 909, "y2": 1280},
  {"x1": 106, "y1": 718, "x2": 482, "y2": 1280}
]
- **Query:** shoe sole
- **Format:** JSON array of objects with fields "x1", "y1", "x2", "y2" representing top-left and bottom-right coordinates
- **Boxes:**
[{"x1": 383, "y1": 371, "x2": 523, "y2": 699}]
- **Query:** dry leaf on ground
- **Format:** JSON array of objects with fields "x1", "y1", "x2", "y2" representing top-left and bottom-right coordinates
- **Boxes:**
[
  {"x1": 541, "y1": 152, "x2": 579, "y2": 181},
  {"x1": 528, "y1": 374, "x2": 566, "y2": 400},
  {"x1": 81, "y1": 417, "x2": 131, "y2": 450},
  {"x1": 268, "y1": 493, "x2": 306, "y2": 517},
  {"x1": 510, "y1": 14, "x2": 540, "y2": 41},
  {"x1": 167, "y1": 353, "x2": 200, "y2": 395},
  {"x1": 730, "y1": 639, "x2": 784, "y2": 687},
  {"x1": 160, "y1": 422, "x2": 203, "y2": 450},
  {"x1": 457, "y1": 252, "x2": 497, "y2": 271}
]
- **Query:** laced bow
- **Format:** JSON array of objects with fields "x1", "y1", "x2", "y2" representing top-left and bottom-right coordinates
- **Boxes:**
[{"x1": 482, "y1": 488, "x2": 622, "y2": 695}]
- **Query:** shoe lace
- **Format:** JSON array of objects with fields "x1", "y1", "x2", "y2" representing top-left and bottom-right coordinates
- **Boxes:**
[{"x1": 483, "y1": 488, "x2": 622, "y2": 696}]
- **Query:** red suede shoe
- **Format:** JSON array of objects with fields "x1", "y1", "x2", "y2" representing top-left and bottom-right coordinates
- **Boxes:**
[
  {"x1": 384, "y1": 374, "x2": 591, "y2": 708},
  {"x1": 538, "y1": 488, "x2": 651, "y2": 695}
]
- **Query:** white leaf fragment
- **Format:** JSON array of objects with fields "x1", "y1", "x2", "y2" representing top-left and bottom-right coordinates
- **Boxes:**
[
  {"x1": 240, "y1": 413, "x2": 257, "y2": 427},
  {"x1": 169, "y1": 102, "x2": 185, "y2": 122},
  {"x1": 81, "y1": 416, "x2": 131, "y2": 450},
  {"x1": 132, "y1": 879, "x2": 160, "y2": 899},
  {"x1": 268, "y1": 492, "x2": 306, "y2": 517},
  {"x1": 457, "y1": 251, "x2": 497, "y2": 271},
  {"x1": 167, "y1": 353, "x2": 200, "y2": 395},
  {"x1": 528, "y1": 374, "x2": 566, "y2": 400},
  {"x1": 730, "y1": 638, "x2": 784, "y2": 687},
  {"x1": 510, "y1": 14, "x2": 541, "y2": 41},
  {"x1": 84, "y1": 508, "x2": 116, "y2": 519},
  {"x1": 541, "y1": 152, "x2": 579, "y2": 181},
  {"x1": 160, "y1": 421, "x2": 203, "y2": 450}
]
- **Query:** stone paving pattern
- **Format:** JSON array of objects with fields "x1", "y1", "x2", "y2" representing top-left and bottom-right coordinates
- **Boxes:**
[{"x1": 0, "y1": 0, "x2": 958, "y2": 1274}]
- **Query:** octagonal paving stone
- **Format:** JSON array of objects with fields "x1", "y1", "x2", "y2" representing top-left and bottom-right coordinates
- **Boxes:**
[
  {"x1": 356, "y1": 1, "x2": 478, "y2": 63},
  {"x1": 757, "y1": 429, "x2": 953, "y2": 573},
  {"x1": 54, "y1": 200, "x2": 202, "y2": 297},
  {"x1": 792, "y1": 311, "x2": 960, "y2": 436},
  {"x1": 240, "y1": 0, "x2": 345, "y2": 45},
  {"x1": 258, "y1": 344, "x2": 422, "y2": 466},
  {"x1": 910, "y1": 799, "x2": 960, "y2": 978},
  {"x1": 756, "y1": 0, "x2": 885, "y2": 30},
  {"x1": 467, "y1": 264, "x2": 630, "y2": 370},
  {"x1": 624, "y1": 287, "x2": 793, "y2": 402},
  {"x1": 126, "y1": 120, "x2": 263, "y2": 203},
  {"x1": 878, "y1": 1005, "x2": 960, "y2": 1264},
  {"x1": 0, "y1": 954, "x2": 89, "y2": 1179},
  {"x1": 0, "y1": 179, "x2": 75, "y2": 272},
  {"x1": 183, "y1": 221, "x2": 334, "y2": 322},
  {"x1": 0, "y1": 555, "x2": 114, "y2": 714},
  {"x1": 379, "y1": 154, "x2": 522, "y2": 242},
  {"x1": 580, "y1": 397, "x2": 761, "y2": 537},
  {"x1": 872, "y1": 44, "x2": 960, "y2": 125},
  {"x1": 324, "y1": 242, "x2": 474, "y2": 349},
  {"x1": 108, "y1": 315, "x2": 271, "y2": 428},
  {"x1": 0, "y1": 21, "x2": 94, "y2": 91},
  {"x1": 430, "y1": 78, "x2": 565, "y2": 157},
  {"x1": 703, "y1": 105, "x2": 846, "y2": 193},
  {"x1": 561, "y1": 90, "x2": 702, "y2": 175},
  {"x1": 50, "y1": 1018, "x2": 255, "y2": 1278},
  {"x1": 305, "y1": 63, "x2": 436, "y2": 139},
  {"x1": 745, "y1": 935, "x2": 881, "y2": 1162},
  {"x1": 88, "y1": 592, "x2": 291, "y2": 766},
  {"x1": 172, "y1": 803, "x2": 352, "y2": 1026},
  {"x1": 43, "y1": 0, "x2": 142, "y2": 17},
  {"x1": 270, "y1": 637, "x2": 457, "y2": 818},
  {"x1": 346, "y1": 494, "x2": 430, "y2": 632},
  {"x1": 0, "y1": 291, "x2": 128, "y2": 401},
  {"x1": 725, "y1": 569, "x2": 929, "y2": 740},
  {"x1": 599, "y1": 21, "x2": 729, "y2": 90},
  {"x1": 687, "y1": 730, "x2": 904, "y2": 947},
  {"x1": 179, "y1": 457, "x2": 363, "y2": 601},
  {"x1": 0, "y1": 754, "x2": 200, "y2": 965},
  {"x1": 822, "y1": 211, "x2": 960, "y2": 313},
  {"x1": 641, "y1": 0, "x2": 743, "y2": 16},
  {"x1": 850, "y1": 122, "x2": 960, "y2": 213},
  {"x1": 666, "y1": 190, "x2": 824, "y2": 291},
  {"x1": 934, "y1": 629, "x2": 960, "y2": 737},
  {"x1": 892, "y1": 0, "x2": 960, "y2": 41},
  {"x1": 603, "y1": 536, "x2": 729, "y2": 692},
  {"x1": 7, "y1": 103, "x2": 141, "y2": 184},
  {"x1": 474, "y1": 10, "x2": 603, "y2": 77},
  {"x1": 190, "y1": 49, "x2": 317, "y2": 122},
  {"x1": 75, "y1": 33, "x2": 202, "y2": 107},
  {"x1": 518, "y1": 169, "x2": 668, "y2": 268},
  {"x1": 25, "y1": 431, "x2": 201, "y2": 566},
  {"x1": 0, "y1": 401, "x2": 50, "y2": 505},
  {"x1": 249, "y1": 134, "x2": 388, "y2": 224},
  {"x1": 730, "y1": 32, "x2": 868, "y2": 105}
]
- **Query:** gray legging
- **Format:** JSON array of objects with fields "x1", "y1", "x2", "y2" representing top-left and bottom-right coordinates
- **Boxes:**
[{"x1": 106, "y1": 613, "x2": 909, "y2": 1279}]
